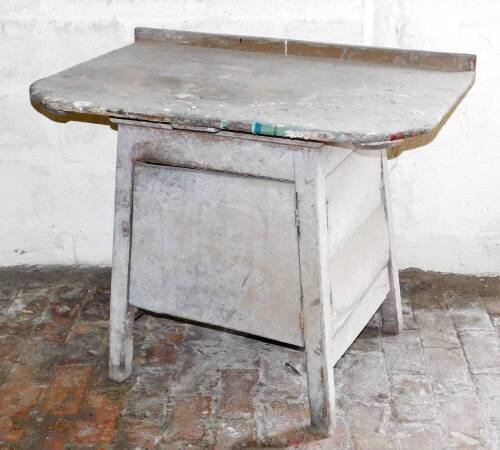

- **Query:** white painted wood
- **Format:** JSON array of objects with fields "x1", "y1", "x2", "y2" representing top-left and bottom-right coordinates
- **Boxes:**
[
  {"x1": 108, "y1": 121, "x2": 308, "y2": 382},
  {"x1": 294, "y1": 149, "x2": 336, "y2": 436},
  {"x1": 107, "y1": 121, "x2": 402, "y2": 437},
  {"x1": 380, "y1": 149, "x2": 403, "y2": 334},
  {"x1": 330, "y1": 205, "x2": 390, "y2": 334},
  {"x1": 129, "y1": 163, "x2": 303, "y2": 346},
  {"x1": 330, "y1": 267, "x2": 390, "y2": 365},
  {"x1": 114, "y1": 118, "x2": 323, "y2": 149},
  {"x1": 323, "y1": 146, "x2": 352, "y2": 177},
  {"x1": 119, "y1": 123, "x2": 296, "y2": 181},
  {"x1": 109, "y1": 125, "x2": 138, "y2": 382},
  {"x1": 30, "y1": 28, "x2": 475, "y2": 147},
  {"x1": 325, "y1": 149, "x2": 383, "y2": 255}
]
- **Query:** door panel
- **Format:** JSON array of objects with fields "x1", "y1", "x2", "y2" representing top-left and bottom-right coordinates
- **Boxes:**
[{"x1": 129, "y1": 163, "x2": 303, "y2": 346}]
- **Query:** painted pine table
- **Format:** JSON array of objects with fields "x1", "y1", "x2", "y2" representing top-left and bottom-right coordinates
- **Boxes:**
[{"x1": 30, "y1": 28, "x2": 475, "y2": 436}]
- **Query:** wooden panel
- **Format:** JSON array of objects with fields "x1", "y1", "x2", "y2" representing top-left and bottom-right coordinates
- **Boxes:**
[
  {"x1": 129, "y1": 163, "x2": 303, "y2": 346},
  {"x1": 330, "y1": 267, "x2": 390, "y2": 365},
  {"x1": 126, "y1": 124, "x2": 296, "y2": 181},
  {"x1": 326, "y1": 149, "x2": 382, "y2": 255},
  {"x1": 323, "y1": 146, "x2": 352, "y2": 177},
  {"x1": 329, "y1": 205, "x2": 390, "y2": 333}
]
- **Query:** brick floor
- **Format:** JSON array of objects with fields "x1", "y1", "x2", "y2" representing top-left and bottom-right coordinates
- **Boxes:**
[{"x1": 0, "y1": 267, "x2": 499, "y2": 449}]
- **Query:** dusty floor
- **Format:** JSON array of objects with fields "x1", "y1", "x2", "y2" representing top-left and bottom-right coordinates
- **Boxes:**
[{"x1": 0, "y1": 267, "x2": 499, "y2": 449}]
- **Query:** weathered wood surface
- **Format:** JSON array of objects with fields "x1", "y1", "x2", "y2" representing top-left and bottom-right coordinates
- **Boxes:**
[
  {"x1": 330, "y1": 205, "x2": 390, "y2": 333},
  {"x1": 329, "y1": 267, "x2": 390, "y2": 365},
  {"x1": 30, "y1": 28, "x2": 475, "y2": 148},
  {"x1": 323, "y1": 147, "x2": 352, "y2": 177},
  {"x1": 105, "y1": 121, "x2": 404, "y2": 438},
  {"x1": 380, "y1": 149, "x2": 404, "y2": 334},
  {"x1": 135, "y1": 28, "x2": 476, "y2": 72},
  {"x1": 129, "y1": 162, "x2": 303, "y2": 346},
  {"x1": 105, "y1": 121, "x2": 404, "y2": 439},
  {"x1": 126, "y1": 125, "x2": 297, "y2": 181},
  {"x1": 108, "y1": 125, "x2": 138, "y2": 382},
  {"x1": 325, "y1": 150, "x2": 382, "y2": 256},
  {"x1": 294, "y1": 149, "x2": 336, "y2": 436},
  {"x1": 325, "y1": 149, "x2": 390, "y2": 335}
]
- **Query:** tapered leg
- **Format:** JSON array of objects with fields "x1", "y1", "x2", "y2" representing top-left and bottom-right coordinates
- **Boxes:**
[
  {"x1": 109, "y1": 125, "x2": 137, "y2": 381},
  {"x1": 295, "y1": 149, "x2": 335, "y2": 436},
  {"x1": 380, "y1": 148, "x2": 403, "y2": 335},
  {"x1": 109, "y1": 301, "x2": 135, "y2": 381}
]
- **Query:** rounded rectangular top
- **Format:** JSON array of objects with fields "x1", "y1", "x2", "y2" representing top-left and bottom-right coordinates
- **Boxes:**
[{"x1": 30, "y1": 27, "x2": 475, "y2": 148}]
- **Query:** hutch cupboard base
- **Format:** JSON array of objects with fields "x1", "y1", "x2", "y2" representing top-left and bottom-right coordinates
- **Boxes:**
[
  {"x1": 108, "y1": 120, "x2": 403, "y2": 434},
  {"x1": 29, "y1": 27, "x2": 475, "y2": 437}
]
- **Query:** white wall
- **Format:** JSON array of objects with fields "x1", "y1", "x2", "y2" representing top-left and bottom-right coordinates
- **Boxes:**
[{"x1": 1, "y1": 1, "x2": 498, "y2": 274}]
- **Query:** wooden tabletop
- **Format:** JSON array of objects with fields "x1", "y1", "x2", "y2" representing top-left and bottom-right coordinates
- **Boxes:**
[{"x1": 30, "y1": 28, "x2": 475, "y2": 148}]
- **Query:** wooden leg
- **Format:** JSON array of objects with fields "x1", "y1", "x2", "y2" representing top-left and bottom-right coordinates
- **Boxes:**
[
  {"x1": 295, "y1": 149, "x2": 335, "y2": 436},
  {"x1": 380, "y1": 149, "x2": 403, "y2": 335},
  {"x1": 109, "y1": 301, "x2": 135, "y2": 381},
  {"x1": 109, "y1": 125, "x2": 136, "y2": 382},
  {"x1": 380, "y1": 263, "x2": 403, "y2": 334}
]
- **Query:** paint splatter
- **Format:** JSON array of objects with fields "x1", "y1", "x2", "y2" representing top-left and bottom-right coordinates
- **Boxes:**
[{"x1": 251, "y1": 121, "x2": 288, "y2": 137}]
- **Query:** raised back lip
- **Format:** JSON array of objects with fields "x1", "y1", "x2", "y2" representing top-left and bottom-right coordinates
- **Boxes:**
[{"x1": 135, "y1": 27, "x2": 476, "y2": 73}]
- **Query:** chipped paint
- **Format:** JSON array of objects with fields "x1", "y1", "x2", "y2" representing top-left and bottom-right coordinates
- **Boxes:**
[
  {"x1": 251, "y1": 121, "x2": 288, "y2": 138},
  {"x1": 73, "y1": 100, "x2": 93, "y2": 109},
  {"x1": 29, "y1": 28, "x2": 475, "y2": 150}
]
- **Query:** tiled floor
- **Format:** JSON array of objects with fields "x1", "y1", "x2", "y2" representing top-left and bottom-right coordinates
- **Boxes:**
[{"x1": 0, "y1": 267, "x2": 499, "y2": 449}]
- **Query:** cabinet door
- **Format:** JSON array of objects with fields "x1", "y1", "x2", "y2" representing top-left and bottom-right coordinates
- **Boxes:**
[{"x1": 129, "y1": 163, "x2": 303, "y2": 346}]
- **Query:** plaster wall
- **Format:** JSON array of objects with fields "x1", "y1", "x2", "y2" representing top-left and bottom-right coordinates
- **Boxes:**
[{"x1": 0, "y1": 1, "x2": 498, "y2": 274}]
